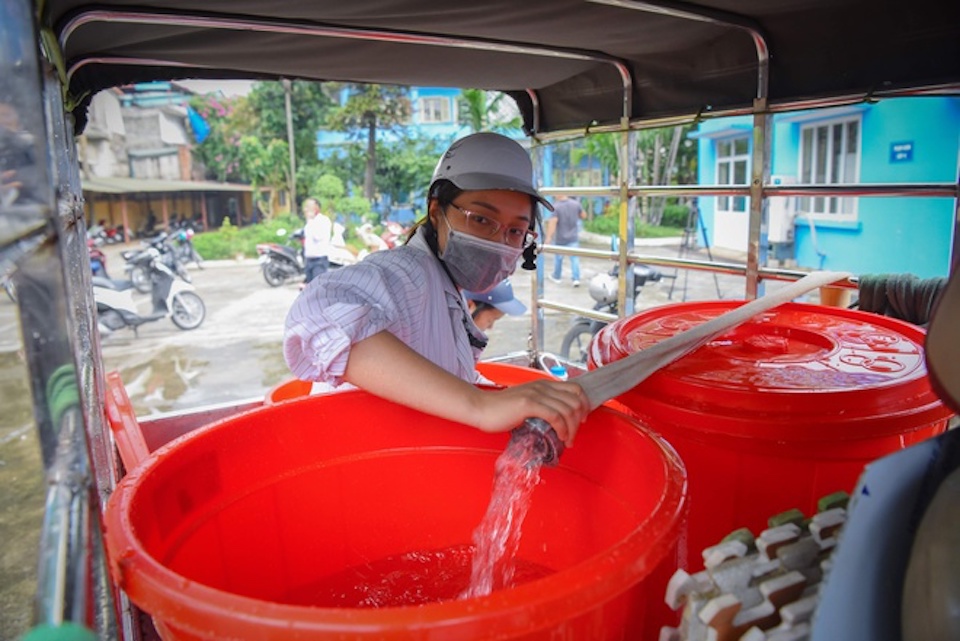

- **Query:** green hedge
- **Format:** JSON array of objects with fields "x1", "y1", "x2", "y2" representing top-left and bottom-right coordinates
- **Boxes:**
[
  {"x1": 191, "y1": 215, "x2": 372, "y2": 260},
  {"x1": 192, "y1": 215, "x2": 302, "y2": 260},
  {"x1": 584, "y1": 214, "x2": 684, "y2": 239}
]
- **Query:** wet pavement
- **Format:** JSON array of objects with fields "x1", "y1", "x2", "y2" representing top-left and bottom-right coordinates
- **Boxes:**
[{"x1": 89, "y1": 236, "x2": 754, "y2": 414}]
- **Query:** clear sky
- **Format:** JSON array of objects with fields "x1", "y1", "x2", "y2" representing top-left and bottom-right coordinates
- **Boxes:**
[{"x1": 177, "y1": 79, "x2": 254, "y2": 97}]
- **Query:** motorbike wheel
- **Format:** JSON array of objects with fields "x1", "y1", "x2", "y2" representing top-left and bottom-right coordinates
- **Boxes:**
[
  {"x1": 130, "y1": 266, "x2": 152, "y2": 293},
  {"x1": 263, "y1": 261, "x2": 288, "y2": 287},
  {"x1": 170, "y1": 291, "x2": 206, "y2": 330},
  {"x1": 560, "y1": 320, "x2": 597, "y2": 365}
]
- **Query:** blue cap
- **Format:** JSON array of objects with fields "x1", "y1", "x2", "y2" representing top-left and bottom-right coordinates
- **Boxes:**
[{"x1": 464, "y1": 279, "x2": 527, "y2": 316}]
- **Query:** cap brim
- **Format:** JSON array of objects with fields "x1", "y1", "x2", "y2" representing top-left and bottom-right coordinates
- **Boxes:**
[
  {"x1": 493, "y1": 297, "x2": 527, "y2": 316},
  {"x1": 451, "y1": 172, "x2": 554, "y2": 212}
]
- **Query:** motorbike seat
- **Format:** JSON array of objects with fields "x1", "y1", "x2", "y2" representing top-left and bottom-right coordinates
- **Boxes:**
[{"x1": 92, "y1": 276, "x2": 137, "y2": 292}]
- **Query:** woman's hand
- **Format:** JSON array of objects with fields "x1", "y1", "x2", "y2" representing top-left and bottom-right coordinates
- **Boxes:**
[
  {"x1": 344, "y1": 332, "x2": 591, "y2": 448},
  {"x1": 468, "y1": 380, "x2": 590, "y2": 447}
]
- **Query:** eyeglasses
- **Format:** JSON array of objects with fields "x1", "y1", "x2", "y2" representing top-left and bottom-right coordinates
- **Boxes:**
[{"x1": 446, "y1": 203, "x2": 537, "y2": 249}]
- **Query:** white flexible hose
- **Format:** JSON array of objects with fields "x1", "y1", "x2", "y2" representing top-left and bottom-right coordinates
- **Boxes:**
[{"x1": 576, "y1": 270, "x2": 854, "y2": 410}]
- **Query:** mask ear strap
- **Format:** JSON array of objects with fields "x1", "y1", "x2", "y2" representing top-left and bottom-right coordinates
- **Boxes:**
[
  {"x1": 521, "y1": 242, "x2": 537, "y2": 270},
  {"x1": 522, "y1": 204, "x2": 543, "y2": 270}
]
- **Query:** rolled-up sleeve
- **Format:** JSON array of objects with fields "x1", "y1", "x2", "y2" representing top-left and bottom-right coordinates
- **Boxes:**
[{"x1": 284, "y1": 261, "x2": 402, "y2": 385}]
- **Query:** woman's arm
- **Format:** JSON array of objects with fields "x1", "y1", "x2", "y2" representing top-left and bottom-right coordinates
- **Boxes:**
[{"x1": 344, "y1": 331, "x2": 590, "y2": 446}]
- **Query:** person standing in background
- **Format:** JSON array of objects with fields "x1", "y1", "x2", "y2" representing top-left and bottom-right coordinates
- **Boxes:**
[
  {"x1": 302, "y1": 197, "x2": 332, "y2": 286},
  {"x1": 546, "y1": 194, "x2": 586, "y2": 286}
]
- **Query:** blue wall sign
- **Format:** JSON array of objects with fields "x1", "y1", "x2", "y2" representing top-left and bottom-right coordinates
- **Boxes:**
[{"x1": 890, "y1": 141, "x2": 914, "y2": 163}]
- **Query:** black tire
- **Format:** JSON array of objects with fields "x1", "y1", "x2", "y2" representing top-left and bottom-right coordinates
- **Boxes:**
[
  {"x1": 560, "y1": 321, "x2": 596, "y2": 365},
  {"x1": 131, "y1": 265, "x2": 152, "y2": 293},
  {"x1": 263, "y1": 261, "x2": 287, "y2": 287},
  {"x1": 170, "y1": 291, "x2": 206, "y2": 329}
]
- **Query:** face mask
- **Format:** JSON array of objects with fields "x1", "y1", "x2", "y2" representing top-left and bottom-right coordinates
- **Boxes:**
[{"x1": 439, "y1": 228, "x2": 523, "y2": 293}]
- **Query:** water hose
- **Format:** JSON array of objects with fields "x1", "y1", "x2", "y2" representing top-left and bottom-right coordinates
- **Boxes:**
[{"x1": 513, "y1": 270, "x2": 854, "y2": 466}]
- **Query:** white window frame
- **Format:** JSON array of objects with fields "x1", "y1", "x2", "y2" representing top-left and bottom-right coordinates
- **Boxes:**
[
  {"x1": 714, "y1": 136, "x2": 750, "y2": 213},
  {"x1": 418, "y1": 97, "x2": 452, "y2": 124},
  {"x1": 797, "y1": 116, "x2": 861, "y2": 221}
]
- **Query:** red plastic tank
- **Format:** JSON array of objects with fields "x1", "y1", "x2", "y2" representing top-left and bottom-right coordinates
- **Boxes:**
[
  {"x1": 588, "y1": 301, "x2": 954, "y2": 571},
  {"x1": 266, "y1": 362, "x2": 553, "y2": 404},
  {"x1": 104, "y1": 386, "x2": 687, "y2": 640}
]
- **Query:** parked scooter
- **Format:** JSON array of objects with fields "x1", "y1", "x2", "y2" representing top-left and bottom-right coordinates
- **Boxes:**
[
  {"x1": 94, "y1": 247, "x2": 206, "y2": 335},
  {"x1": 559, "y1": 264, "x2": 662, "y2": 363},
  {"x1": 256, "y1": 228, "x2": 305, "y2": 287},
  {"x1": 172, "y1": 224, "x2": 204, "y2": 270},
  {"x1": 87, "y1": 222, "x2": 126, "y2": 246},
  {"x1": 122, "y1": 232, "x2": 187, "y2": 293},
  {"x1": 257, "y1": 228, "x2": 359, "y2": 287}
]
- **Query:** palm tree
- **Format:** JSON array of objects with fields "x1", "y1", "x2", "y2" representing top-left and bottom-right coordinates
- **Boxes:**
[{"x1": 458, "y1": 89, "x2": 522, "y2": 133}]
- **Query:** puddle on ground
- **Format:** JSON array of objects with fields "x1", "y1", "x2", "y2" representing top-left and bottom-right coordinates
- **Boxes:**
[{"x1": 104, "y1": 342, "x2": 290, "y2": 415}]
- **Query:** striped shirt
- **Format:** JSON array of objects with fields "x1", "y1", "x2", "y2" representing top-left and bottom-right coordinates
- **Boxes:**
[{"x1": 283, "y1": 227, "x2": 487, "y2": 387}]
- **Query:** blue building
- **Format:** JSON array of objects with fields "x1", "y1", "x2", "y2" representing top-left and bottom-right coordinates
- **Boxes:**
[
  {"x1": 315, "y1": 86, "x2": 468, "y2": 155},
  {"x1": 692, "y1": 97, "x2": 960, "y2": 278}
]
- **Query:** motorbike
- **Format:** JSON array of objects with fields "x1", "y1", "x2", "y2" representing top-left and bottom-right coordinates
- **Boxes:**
[
  {"x1": 172, "y1": 224, "x2": 204, "y2": 270},
  {"x1": 94, "y1": 246, "x2": 206, "y2": 335},
  {"x1": 559, "y1": 263, "x2": 662, "y2": 364},
  {"x1": 257, "y1": 228, "x2": 359, "y2": 287},
  {"x1": 88, "y1": 223, "x2": 126, "y2": 245},
  {"x1": 122, "y1": 232, "x2": 188, "y2": 293},
  {"x1": 256, "y1": 228, "x2": 305, "y2": 287}
]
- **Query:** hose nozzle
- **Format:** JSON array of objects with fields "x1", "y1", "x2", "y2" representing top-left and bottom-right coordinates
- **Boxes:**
[{"x1": 510, "y1": 418, "x2": 565, "y2": 467}]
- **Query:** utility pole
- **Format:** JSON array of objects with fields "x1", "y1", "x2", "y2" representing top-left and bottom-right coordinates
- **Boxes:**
[{"x1": 282, "y1": 78, "x2": 297, "y2": 214}]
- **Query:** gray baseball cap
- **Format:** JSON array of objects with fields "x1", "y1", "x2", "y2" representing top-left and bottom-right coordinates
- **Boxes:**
[{"x1": 431, "y1": 132, "x2": 554, "y2": 211}]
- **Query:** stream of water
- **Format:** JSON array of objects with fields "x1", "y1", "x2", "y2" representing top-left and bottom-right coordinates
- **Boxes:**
[{"x1": 460, "y1": 429, "x2": 544, "y2": 599}]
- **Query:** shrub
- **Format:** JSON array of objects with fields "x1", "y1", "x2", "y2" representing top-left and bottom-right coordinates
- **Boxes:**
[
  {"x1": 661, "y1": 204, "x2": 691, "y2": 229},
  {"x1": 193, "y1": 215, "x2": 306, "y2": 260},
  {"x1": 583, "y1": 211, "x2": 684, "y2": 239}
]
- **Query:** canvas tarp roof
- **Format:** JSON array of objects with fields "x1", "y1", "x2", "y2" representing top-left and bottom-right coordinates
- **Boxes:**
[{"x1": 42, "y1": 0, "x2": 960, "y2": 135}]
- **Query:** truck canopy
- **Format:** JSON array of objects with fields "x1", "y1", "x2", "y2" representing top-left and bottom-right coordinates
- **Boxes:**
[{"x1": 44, "y1": 0, "x2": 960, "y2": 133}]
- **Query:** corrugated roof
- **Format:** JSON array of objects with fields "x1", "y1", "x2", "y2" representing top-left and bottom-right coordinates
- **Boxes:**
[{"x1": 81, "y1": 176, "x2": 255, "y2": 195}]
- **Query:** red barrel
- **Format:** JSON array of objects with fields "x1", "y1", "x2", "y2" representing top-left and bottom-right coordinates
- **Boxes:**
[
  {"x1": 266, "y1": 362, "x2": 553, "y2": 404},
  {"x1": 104, "y1": 388, "x2": 686, "y2": 640},
  {"x1": 588, "y1": 301, "x2": 954, "y2": 570}
]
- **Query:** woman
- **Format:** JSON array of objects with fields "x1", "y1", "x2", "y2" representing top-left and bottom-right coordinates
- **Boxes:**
[{"x1": 284, "y1": 132, "x2": 589, "y2": 446}]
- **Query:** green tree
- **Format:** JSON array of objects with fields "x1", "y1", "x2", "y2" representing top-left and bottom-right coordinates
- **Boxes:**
[
  {"x1": 375, "y1": 133, "x2": 444, "y2": 207},
  {"x1": 190, "y1": 81, "x2": 332, "y2": 211},
  {"x1": 189, "y1": 95, "x2": 244, "y2": 182},
  {"x1": 238, "y1": 135, "x2": 290, "y2": 218},
  {"x1": 309, "y1": 174, "x2": 373, "y2": 227},
  {"x1": 458, "y1": 88, "x2": 522, "y2": 133},
  {"x1": 569, "y1": 126, "x2": 698, "y2": 225},
  {"x1": 247, "y1": 80, "x2": 332, "y2": 170},
  {"x1": 313, "y1": 174, "x2": 346, "y2": 215},
  {"x1": 323, "y1": 83, "x2": 412, "y2": 201}
]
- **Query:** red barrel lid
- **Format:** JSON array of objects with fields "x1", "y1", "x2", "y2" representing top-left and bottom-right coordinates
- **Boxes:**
[{"x1": 587, "y1": 301, "x2": 952, "y2": 439}]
